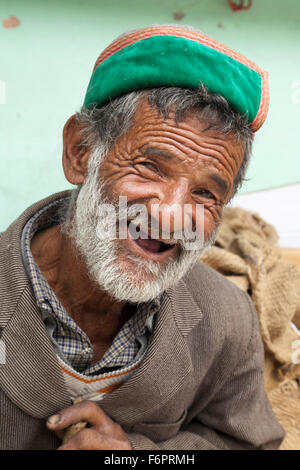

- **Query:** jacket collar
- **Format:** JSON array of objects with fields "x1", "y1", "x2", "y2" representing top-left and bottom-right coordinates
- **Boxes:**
[
  {"x1": 0, "y1": 191, "x2": 73, "y2": 417},
  {"x1": 0, "y1": 191, "x2": 203, "y2": 421}
]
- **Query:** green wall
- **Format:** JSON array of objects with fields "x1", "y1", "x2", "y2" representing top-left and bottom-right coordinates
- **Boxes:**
[{"x1": 1, "y1": 0, "x2": 300, "y2": 231}]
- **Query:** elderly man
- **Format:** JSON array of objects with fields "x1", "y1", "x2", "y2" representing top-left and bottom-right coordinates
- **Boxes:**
[{"x1": 0, "y1": 25, "x2": 284, "y2": 450}]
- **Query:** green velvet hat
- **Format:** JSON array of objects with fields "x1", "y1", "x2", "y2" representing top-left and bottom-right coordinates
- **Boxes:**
[{"x1": 83, "y1": 25, "x2": 269, "y2": 132}]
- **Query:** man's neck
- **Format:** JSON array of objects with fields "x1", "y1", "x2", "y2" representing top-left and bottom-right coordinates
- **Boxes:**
[{"x1": 31, "y1": 224, "x2": 132, "y2": 358}]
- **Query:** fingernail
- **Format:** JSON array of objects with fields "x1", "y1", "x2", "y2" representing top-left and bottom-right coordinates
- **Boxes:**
[{"x1": 47, "y1": 414, "x2": 61, "y2": 425}]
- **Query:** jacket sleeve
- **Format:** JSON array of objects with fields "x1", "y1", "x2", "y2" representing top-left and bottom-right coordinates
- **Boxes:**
[{"x1": 127, "y1": 295, "x2": 285, "y2": 450}]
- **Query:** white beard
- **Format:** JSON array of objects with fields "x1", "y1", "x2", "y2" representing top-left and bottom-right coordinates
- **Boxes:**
[{"x1": 64, "y1": 149, "x2": 217, "y2": 304}]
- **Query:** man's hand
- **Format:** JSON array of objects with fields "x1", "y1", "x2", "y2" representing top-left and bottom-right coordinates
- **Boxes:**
[{"x1": 46, "y1": 400, "x2": 132, "y2": 450}]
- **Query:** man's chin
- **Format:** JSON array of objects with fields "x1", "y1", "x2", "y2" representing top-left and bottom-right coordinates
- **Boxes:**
[
  {"x1": 106, "y1": 249, "x2": 197, "y2": 304},
  {"x1": 93, "y1": 254, "x2": 168, "y2": 303},
  {"x1": 118, "y1": 253, "x2": 162, "y2": 285}
]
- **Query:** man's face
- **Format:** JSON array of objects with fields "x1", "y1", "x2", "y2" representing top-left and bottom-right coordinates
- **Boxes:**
[{"x1": 69, "y1": 98, "x2": 245, "y2": 302}]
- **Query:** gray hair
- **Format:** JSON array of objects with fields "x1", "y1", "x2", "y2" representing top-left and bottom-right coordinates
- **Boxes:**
[{"x1": 75, "y1": 84, "x2": 253, "y2": 200}]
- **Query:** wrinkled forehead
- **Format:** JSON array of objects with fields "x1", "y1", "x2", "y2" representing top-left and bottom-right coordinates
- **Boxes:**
[
  {"x1": 103, "y1": 97, "x2": 245, "y2": 184},
  {"x1": 125, "y1": 96, "x2": 244, "y2": 153}
]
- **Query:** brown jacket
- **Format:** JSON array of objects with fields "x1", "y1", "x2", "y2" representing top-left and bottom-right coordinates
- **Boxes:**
[{"x1": 0, "y1": 191, "x2": 285, "y2": 450}]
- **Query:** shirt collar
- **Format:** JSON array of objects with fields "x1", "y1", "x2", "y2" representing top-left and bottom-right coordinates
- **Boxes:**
[{"x1": 21, "y1": 198, "x2": 64, "y2": 312}]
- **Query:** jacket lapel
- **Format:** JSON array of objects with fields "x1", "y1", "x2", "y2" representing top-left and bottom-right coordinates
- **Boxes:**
[
  {"x1": 100, "y1": 279, "x2": 203, "y2": 427},
  {"x1": 0, "y1": 286, "x2": 71, "y2": 418},
  {"x1": 0, "y1": 191, "x2": 72, "y2": 418}
]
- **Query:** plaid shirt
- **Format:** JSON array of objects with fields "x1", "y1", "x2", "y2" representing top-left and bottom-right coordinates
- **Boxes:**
[{"x1": 21, "y1": 197, "x2": 160, "y2": 376}]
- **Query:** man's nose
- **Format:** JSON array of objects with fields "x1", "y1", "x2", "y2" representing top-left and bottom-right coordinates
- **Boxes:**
[{"x1": 147, "y1": 179, "x2": 193, "y2": 235}]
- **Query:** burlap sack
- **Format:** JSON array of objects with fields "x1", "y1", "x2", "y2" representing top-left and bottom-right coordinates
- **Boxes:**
[{"x1": 200, "y1": 207, "x2": 300, "y2": 450}]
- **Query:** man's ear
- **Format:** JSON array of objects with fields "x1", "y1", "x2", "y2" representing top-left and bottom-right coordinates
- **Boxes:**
[{"x1": 62, "y1": 114, "x2": 90, "y2": 185}]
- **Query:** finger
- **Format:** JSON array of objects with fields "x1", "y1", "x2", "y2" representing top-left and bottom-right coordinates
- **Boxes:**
[
  {"x1": 57, "y1": 428, "x2": 106, "y2": 450},
  {"x1": 46, "y1": 400, "x2": 112, "y2": 432}
]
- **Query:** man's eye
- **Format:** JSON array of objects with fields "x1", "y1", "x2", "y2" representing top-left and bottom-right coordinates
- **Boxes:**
[
  {"x1": 137, "y1": 161, "x2": 160, "y2": 174},
  {"x1": 193, "y1": 189, "x2": 216, "y2": 200}
]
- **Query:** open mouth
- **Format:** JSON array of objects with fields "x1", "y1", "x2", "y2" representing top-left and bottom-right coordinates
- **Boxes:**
[
  {"x1": 126, "y1": 221, "x2": 178, "y2": 260},
  {"x1": 134, "y1": 236, "x2": 174, "y2": 253}
]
